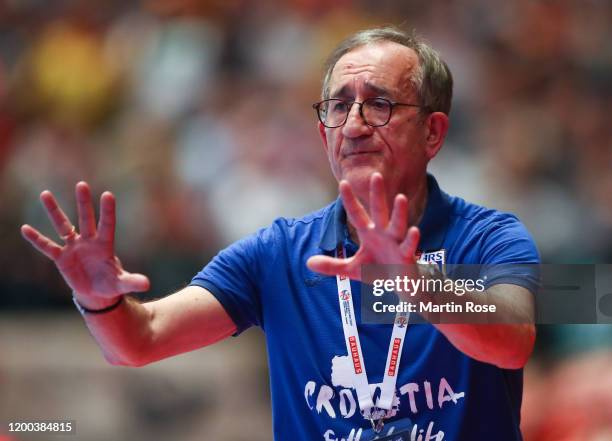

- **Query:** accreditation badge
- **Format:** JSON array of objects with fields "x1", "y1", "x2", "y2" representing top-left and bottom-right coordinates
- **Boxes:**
[
  {"x1": 372, "y1": 431, "x2": 412, "y2": 441},
  {"x1": 359, "y1": 417, "x2": 440, "y2": 441}
]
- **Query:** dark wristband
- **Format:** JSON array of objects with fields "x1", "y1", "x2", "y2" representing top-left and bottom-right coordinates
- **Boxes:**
[{"x1": 72, "y1": 295, "x2": 124, "y2": 315}]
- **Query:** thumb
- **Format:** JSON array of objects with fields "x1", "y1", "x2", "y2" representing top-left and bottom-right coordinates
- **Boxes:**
[
  {"x1": 307, "y1": 255, "x2": 358, "y2": 279},
  {"x1": 117, "y1": 272, "x2": 150, "y2": 293}
]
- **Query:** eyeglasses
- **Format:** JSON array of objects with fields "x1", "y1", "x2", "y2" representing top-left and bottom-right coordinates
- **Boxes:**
[{"x1": 312, "y1": 97, "x2": 425, "y2": 128}]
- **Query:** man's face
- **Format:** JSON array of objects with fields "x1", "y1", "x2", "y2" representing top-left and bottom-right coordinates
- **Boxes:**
[{"x1": 319, "y1": 41, "x2": 434, "y2": 198}]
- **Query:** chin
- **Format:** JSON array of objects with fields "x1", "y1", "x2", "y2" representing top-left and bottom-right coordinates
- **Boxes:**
[{"x1": 340, "y1": 165, "x2": 383, "y2": 190}]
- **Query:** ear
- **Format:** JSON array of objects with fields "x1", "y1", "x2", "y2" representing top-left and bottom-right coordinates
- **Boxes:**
[
  {"x1": 424, "y1": 112, "x2": 449, "y2": 160},
  {"x1": 318, "y1": 121, "x2": 330, "y2": 154}
]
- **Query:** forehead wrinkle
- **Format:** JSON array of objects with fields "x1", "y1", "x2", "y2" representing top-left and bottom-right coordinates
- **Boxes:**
[
  {"x1": 330, "y1": 64, "x2": 394, "y2": 99},
  {"x1": 329, "y1": 62, "x2": 375, "y2": 96},
  {"x1": 329, "y1": 42, "x2": 419, "y2": 100}
]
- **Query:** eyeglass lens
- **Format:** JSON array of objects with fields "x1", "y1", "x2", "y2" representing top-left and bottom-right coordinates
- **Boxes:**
[{"x1": 319, "y1": 98, "x2": 391, "y2": 127}]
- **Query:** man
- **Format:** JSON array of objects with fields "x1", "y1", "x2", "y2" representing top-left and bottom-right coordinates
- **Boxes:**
[{"x1": 22, "y1": 27, "x2": 539, "y2": 440}]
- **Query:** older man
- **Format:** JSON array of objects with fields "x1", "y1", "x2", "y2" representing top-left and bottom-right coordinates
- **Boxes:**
[{"x1": 22, "y1": 27, "x2": 539, "y2": 440}]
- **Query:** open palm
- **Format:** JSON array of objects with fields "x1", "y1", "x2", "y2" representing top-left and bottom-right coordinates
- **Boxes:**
[
  {"x1": 307, "y1": 173, "x2": 420, "y2": 281},
  {"x1": 21, "y1": 182, "x2": 150, "y2": 302}
]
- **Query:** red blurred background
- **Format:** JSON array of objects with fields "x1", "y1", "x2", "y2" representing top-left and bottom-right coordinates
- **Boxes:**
[{"x1": 1, "y1": 1, "x2": 611, "y2": 440}]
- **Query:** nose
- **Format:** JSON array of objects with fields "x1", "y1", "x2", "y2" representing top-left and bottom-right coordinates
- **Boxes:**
[{"x1": 341, "y1": 102, "x2": 372, "y2": 139}]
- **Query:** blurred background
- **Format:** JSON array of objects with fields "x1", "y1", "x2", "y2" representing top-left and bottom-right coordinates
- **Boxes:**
[{"x1": 0, "y1": 0, "x2": 611, "y2": 440}]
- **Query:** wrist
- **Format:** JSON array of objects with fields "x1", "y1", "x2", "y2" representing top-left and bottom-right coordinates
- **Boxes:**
[{"x1": 72, "y1": 292, "x2": 124, "y2": 314}]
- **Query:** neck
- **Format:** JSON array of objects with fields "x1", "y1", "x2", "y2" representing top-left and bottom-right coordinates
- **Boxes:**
[{"x1": 347, "y1": 175, "x2": 429, "y2": 244}]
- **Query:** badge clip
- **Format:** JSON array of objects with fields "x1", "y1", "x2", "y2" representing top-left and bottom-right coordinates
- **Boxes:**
[{"x1": 370, "y1": 416, "x2": 385, "y2": 434}]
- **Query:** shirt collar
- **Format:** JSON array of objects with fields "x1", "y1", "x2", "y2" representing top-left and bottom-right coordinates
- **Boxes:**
[
  {"x1": 417, "y1": 174, "x2": 452, "y2": 251},
  {"x1": 318, "y1": 194, "x2": 347, "y2": 252},
  {"x1": 317, "y1": 174, "x2": 452, "y2": 252}
]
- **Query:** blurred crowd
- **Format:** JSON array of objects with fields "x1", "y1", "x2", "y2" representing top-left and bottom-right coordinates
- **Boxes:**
[
  {"x1": 1, "y1": 0, "x2": 611, "y2": 304},
  {"x1": 0, "y1": 0, "x2": 611, "y2": 439}
]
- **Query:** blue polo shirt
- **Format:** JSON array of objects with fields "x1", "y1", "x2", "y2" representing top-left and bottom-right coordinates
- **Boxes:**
[{"x1": 191, "y1": 175, "x2": 539, "y2": 441}]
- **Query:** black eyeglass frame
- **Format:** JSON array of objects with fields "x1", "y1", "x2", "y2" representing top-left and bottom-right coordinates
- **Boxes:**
[{"x1": 312, "y1": 97, "x2": 427, "y2": 128}]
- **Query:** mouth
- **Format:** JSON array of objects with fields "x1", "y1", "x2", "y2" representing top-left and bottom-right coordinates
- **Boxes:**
[{"x1": 342, "y1": 150, "x2": 381, "y2": 158}]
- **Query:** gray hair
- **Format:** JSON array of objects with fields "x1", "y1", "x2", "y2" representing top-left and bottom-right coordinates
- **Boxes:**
[{"x1": 321, "y1": 26, "x2": 453, "y2": 115}]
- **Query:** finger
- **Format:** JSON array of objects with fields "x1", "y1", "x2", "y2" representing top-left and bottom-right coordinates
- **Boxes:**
[
  {"x1": 399, "y1": 226, "x2": 421, "y2": 259},
  {"x1": 387, "y1": 194, "x2": 409, "y2": 240},
  {"x1": 117, "y1": 272, "x2": 150, "y2": 293},
  {"x1": 40, "y1": 190, "x2": 75, "y2": 238},
  {"x1": 97, "y1": 191, "x2": 116, "y2": 244},
  {"x1": 21, "y1": 224, "x2": 63, "y2": 260},
  {"x1": 339, "y1": 180, "x2": 370, "y2": 230},
  {"x1": 75, "y1": 181, "x2": 97, "y2": 238},
  {"x1": 306, "y1": 255, "x2": 358, "y2": 278},
  {"x1": 369, "y1": 173, "x2": 389, "y2": 228}
]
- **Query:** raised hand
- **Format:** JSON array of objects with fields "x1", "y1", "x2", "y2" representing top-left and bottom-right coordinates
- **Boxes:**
[
  {"x1": 21, "y1": 182, "x2": 150, "y2": 308},
  {"x1": 306, "y1": 173, "x2": 420, "y2": 280}
]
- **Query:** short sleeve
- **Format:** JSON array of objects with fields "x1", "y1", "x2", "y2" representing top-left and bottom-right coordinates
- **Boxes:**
[
  {"x1": 190, "y1": 224, "x2": 281, "y2": 335},
  {"x1": 479, "y1": 215, "x2": 541, "y2": 294}
]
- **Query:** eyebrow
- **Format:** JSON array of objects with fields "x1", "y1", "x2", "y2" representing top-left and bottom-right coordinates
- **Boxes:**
[{"x1": 330, "y1": 82, "x2": 393, "y2": 99}]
